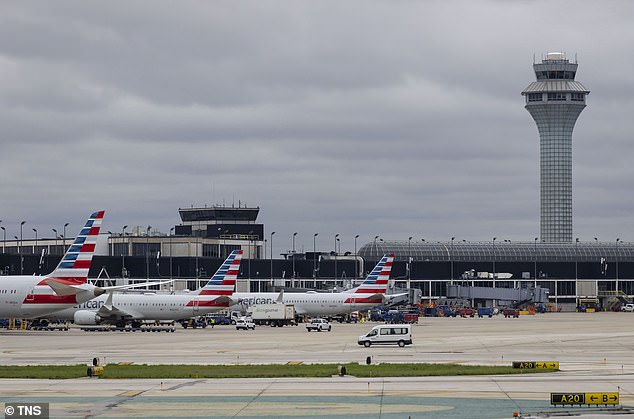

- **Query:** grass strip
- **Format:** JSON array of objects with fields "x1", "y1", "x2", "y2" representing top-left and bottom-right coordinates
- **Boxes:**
[{"x1": 0, "y1": 363, "x2": 554, "y2": 379}]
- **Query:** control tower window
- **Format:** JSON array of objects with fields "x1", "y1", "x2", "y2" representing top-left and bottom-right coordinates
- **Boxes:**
[
  {"x1": 528, "y1": 93, "x2": 542, "y2": 102},
  {"x1": 547, "y1": 92, "x2": 566, "y2": 101},
  {"x1": 571, "y1": 93, "x2": 585, "y2": 101}
]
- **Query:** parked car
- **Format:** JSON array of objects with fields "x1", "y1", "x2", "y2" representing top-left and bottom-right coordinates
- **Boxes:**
[
  {"x1": 306, "y1": 318, "x2": 332, "y2": 332},
  {"x1": 621, "y1": 304, "x2": 634, "y2": 312},
  {"x1": 235, "y1": 317, "x2": 255, "y2": 330}
]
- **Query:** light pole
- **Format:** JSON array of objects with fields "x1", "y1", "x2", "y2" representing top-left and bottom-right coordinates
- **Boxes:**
[
  {"x1": 217, "y1": 227, "x2": 222, "y2": 258},
  {"x1": 615, "y1": 238, "x2": 621, "y2": 294},
  {"x1": 450, "y1": 237, "x2": 455, "y2": 285},
  {"x1": 146, "y1": 225, "x2": 151, "y2": 279},
  {"x1": 32, "y1": 228, "x2": 38, "y2": 253},
  {"x1": 63, "y1": 222, "x2": 69, "y2": 252},
  {"x1": 408, "y1": 236, "x2": 413, "y2": 288},
  {"x1": 575, "y1": 237, "x2": 579, "y2": 281},
  {"x1": 270, "y1": 231, "x2": 275, "y2": 281},
  {"x1": 313, "y1": 233, "x2": 318, "y2": 282},
  {"x1": 169, "y1": 227, "x2": 175, "y2": 280},
  {"x1": 374, "y1": 235, "x2": 379, "y2": 259},
  {"x1": 334, "y1": 233, "x2": 339, "y2": 283},
  {"x1": 534, "y1": 237, "x2": 538, "y2": 286},
  {"x1": 492, "y1": 237, "x2": 497, "y2": 286},
  {"x1": 248, "y1": 230, "x2": 254, "y2": 280},
  {"x1": 354, "y1": 234, "x2": 359, "y2": 278},
  {"x1": 107, "y1": 231, "x2": 114, "y2": 255},
  {"x1": 121, "y1": 225, "x2": 128, "y2": 278},
  {"x1": 19, "y1": 221, "x2": 26, "y2": 254},
  {"x1": 52, "y1": 229, "x2": 58, "y2": 254},
  {"x1": 292, "y1": 232, "x2": 297, "y2": 286}
]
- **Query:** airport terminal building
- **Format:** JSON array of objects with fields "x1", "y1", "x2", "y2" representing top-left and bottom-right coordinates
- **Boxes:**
[
  {"x1": 359, "y1": 240, "x2": 634, "y2": 310},
  {"x1": 2, "y1": 211, "x2": 633, "y2": 310}
]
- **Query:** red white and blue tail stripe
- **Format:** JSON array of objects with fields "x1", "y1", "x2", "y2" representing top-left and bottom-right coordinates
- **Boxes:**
[
  {"x1": 185, "y1": 250, "x2": 243, "y2": 308},
  {"x1": 24, "y1": 210, "x2": 105, "y2": 306},
  {"x1": 198, "y1": 250, "x2": 243, "y2": 296},
  {"x1": 344, "y1": 253, "x2": 393, "y2": 304},
  {"x1": 46, "y1": 210, "x2": 104, "y2": 285},
  {"x1": 352, "y1": 253, "x2": 393, "y2": 294}
]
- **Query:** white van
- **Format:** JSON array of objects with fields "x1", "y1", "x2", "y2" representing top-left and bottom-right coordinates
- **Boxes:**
[{"x1": 358, "y1": 324, "x2": 412, "y2": 347}]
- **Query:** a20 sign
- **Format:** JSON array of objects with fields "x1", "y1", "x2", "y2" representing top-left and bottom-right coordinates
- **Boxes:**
[{"x1": 550, "y1": 392, "x2": 619, "y2": 405}]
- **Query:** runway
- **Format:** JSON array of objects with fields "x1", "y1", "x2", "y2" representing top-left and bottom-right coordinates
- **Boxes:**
[{"x1": 2, "y1": 312, "x2": 634, "y2": 417}]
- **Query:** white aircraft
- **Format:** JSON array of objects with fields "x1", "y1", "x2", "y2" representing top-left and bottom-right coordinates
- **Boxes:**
[
  {"x1": 0, "y1": 211, "x2": 111, "y2": 319},
  {"x1": 51, "y1": 250, "x2": 243, "y2": 328},
  {"x1": 232, "y1": 253, "x2": 395, "y2": 317}
]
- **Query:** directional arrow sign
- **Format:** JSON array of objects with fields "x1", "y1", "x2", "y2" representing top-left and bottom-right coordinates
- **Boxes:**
[
  {"x1": 585, "y1": 392, "x2": 619, "y2": 405},
  {"x1": 534, "y1": 362, "x2": 559, "y2": 369}
]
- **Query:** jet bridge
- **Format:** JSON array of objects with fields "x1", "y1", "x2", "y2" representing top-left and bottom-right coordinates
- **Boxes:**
[{"x1": 447, "y1": 285, "x2": 549, "y2": 306}]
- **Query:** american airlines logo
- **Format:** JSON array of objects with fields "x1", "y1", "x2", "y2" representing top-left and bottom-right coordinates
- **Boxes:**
[{"x1": 239, "y1": 297, "x2": 275, "y2": 308}]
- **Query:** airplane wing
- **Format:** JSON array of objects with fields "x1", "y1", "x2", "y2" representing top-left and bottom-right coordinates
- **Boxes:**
[
  {"x1": 95, "y1": 292, "x2": 143, "y2": 320},
  {"x1": 46, "y1": 279, "x2": 173, "y2": 297}
]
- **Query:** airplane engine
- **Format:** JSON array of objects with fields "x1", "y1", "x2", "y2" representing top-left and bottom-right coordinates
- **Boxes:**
[{"x1": 74, "y1": 310, "x2": 102, "y2": 325}]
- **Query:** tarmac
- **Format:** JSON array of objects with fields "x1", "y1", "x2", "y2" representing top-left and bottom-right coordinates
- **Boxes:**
[{"x1": 2, "y1": 312, "x2": 634, "y2": 418}]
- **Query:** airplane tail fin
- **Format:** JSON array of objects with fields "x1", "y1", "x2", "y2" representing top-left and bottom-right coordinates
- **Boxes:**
[
  {"x1": 45, "y1": 210, "x2": 105, "y2": 286},
  {"x1": 348, "y1": 253, "x2": 393, "y2": 295},
  {"x1": 197, "y1": 250, "x2": 243, "y2": 296}
]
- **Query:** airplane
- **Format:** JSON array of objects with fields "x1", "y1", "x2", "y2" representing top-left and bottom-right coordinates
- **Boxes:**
[
  {"x1": 0, "y1": 210, "x2": 110, "y2": 320},
  {"x1": 231, "y1": 253, "x2": 395, "y2": 317},
  {"x1": 50, "y1": 249, "x2": 243, "y2": 328}
]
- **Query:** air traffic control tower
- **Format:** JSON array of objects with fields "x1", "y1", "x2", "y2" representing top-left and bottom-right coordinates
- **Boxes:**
[{"x1": 522, "y1": 52, "x2": 589, "y2": 243}]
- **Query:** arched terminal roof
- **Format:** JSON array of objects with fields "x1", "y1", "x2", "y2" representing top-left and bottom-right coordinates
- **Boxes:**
[{"x1": 359, "y1": 241, "x2": 634, "y2": 263}]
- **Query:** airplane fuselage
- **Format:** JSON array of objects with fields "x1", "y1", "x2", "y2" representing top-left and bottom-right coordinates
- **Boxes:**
[
  {"x1": 50, "y1": 292, "x2": 229, "y2": 323},
  {"x1": 0, "y1": 276, "x2": 81, "y2": 319},
  {"x1": 232, "y1": 292, "x2": 381, "y2": 317}
]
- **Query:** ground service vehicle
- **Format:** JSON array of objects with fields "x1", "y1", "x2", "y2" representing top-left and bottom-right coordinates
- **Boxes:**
[
  {"x1": 477, "y1": 307, "x2": 494, "y2": 317},
  {"x1": 358, "y1": 324, "x2": 412, "y2": 347},
  {"x1": 250, "y1": 304, "x2": 296, "y2": 327},
  {"x1": 306, "y1": 318, "x2": 331, "y2": 332},
  {"x1": 235, "y1": 317, "x2": 255, "y2": 330},
  {"x1": 503, "y1": 308, "x2": 520, "y2": 318},
  {"x1": 621, "y1": 304, "x2": 634, "y2": 312},
  {"x1": 458, "y1": 308, "x2": 475, "y2": 317},
  {"x1": 180, "y1": 317, "x2": 207, "y2": 329}
]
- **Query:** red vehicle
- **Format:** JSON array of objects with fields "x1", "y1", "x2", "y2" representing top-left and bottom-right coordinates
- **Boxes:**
[
  {"x1": 503, "y1": 308, "x2": 520, "y2": 318},
  {"x1": 403, "y1": 313, "x2": 419, "y2": 324},
  {"x1": 457, "y1": 308, "x2": 475, "y2": 318}
]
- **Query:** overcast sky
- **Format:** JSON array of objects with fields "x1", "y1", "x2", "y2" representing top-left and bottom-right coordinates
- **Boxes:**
[{"x1": 1, "y1": 1, "x2": 633, "y2": 257}]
